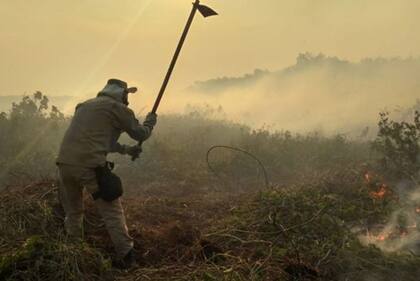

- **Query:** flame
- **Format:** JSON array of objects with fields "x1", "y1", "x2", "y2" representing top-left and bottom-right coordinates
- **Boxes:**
[
  {"x1": 376, "y1": 234, "x2": 387, "y2": 241},
  {"x1": 370, "y1": 184, "x2": 388, "y2": 199},
  {"x1": 366, "y1": 230, "x2": 390, "y2": 242},
  {"x1": 364, "y1": 172, "x2": 371, "y2": 183}
]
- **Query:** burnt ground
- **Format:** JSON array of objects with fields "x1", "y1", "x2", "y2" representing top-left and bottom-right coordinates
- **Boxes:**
[{"x1": 2, "y1": 175, "x2": 420, "y2": 281}]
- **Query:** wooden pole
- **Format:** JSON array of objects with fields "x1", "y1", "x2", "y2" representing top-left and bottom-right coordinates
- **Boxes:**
[{"x1": 151, "y1": 0, "x2": 200, "y2": 114}]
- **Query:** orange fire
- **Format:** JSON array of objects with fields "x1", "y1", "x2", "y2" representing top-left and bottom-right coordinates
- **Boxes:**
[
  {"x1": 370, "y1": 184, "x2": 388, "y2": 199},
  {"x1": 376, "y1": 234, "x2": 387, "y2": 241},
  {"x1": 366, "y1": 223, "x2": 417, "y2": 244},
  {"x1": 366, "y1": 230, "x2": 389, "y2": 242}
]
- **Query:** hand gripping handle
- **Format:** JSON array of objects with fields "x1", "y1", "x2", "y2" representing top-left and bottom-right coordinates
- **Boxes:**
[{"x1": 131, "y1": 141, "x2": 143, "y2": 161}]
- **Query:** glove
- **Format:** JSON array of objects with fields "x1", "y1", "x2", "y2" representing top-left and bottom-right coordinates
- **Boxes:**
[
  {"x1": 125, "y1": 145, "x2": 142, "y2": 158},
  {"x1": 143, "y1": 112, "x2": 157, "y2": 128}
]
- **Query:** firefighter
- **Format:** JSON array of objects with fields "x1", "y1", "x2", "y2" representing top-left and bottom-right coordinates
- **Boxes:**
[{"x1": 56, "y1": 79, "x2": 157, "y2": 268}]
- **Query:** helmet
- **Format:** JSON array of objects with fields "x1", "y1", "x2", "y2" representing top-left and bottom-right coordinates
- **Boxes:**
[{"x1": 97, "y1": 79, "x2": 138, "y2": 105}]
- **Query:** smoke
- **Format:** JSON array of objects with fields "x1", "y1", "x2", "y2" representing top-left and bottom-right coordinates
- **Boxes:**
[
  {"x1": 358, "y1": 180, "x2": 420, "y2": 254},
  {"x1": 161, "y1": 53, "x2": 420, "y2": 136},
  {"x1": 6, "y1": 52, "x2": 419, "y2": 138}
]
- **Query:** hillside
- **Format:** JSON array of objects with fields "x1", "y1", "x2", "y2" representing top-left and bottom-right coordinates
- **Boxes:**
[{"x1": 186, "y1": 54, "x2": 420, "y2": 134}]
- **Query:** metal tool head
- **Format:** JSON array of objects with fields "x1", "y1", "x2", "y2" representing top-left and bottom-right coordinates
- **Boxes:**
[{"x1": 197, "y1": 4, "x2": 218, "y2": 18}]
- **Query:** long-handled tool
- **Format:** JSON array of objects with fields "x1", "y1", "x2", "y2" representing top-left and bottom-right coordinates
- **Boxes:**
[{"x1": 132, "y1": 0, "x2": 217, "y2": 161}]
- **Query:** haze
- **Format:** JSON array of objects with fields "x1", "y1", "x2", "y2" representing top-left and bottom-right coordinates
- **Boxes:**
[{"x1": 1, "y1": 0, "x2": 419, "y2": 129}]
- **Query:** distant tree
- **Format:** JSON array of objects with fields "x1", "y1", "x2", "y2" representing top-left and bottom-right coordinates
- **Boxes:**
[
  {"x1": 50, "y1": 105, "x2": 65, "y2": 120},
  {"x1": 0, "y1": 111, "x2": 6, "y2": 121},
  {"x1": 0, "y1": 92, "x2": 67, "y2": 184},
  {"x1": 9, "y1": 91, "x2": 53, "y2": 120},
  {"x1": 372, "y1": 110, "x2": 420, "y2": 179}
]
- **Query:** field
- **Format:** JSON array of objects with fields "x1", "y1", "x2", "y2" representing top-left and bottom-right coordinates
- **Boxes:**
[{"x1": 1, "y1": 93, "x2": 420, "y2": 281}]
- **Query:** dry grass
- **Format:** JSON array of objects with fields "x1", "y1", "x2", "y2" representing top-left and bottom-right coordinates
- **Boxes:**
[{"x1": 2, "y1": 170, "x2": 420, "y2": 281}]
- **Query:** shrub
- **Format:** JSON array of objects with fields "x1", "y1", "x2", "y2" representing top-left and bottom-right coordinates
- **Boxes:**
[
  {"x1": 0, "y1": 92, "x2": 68, "y2": 185},
  {"x1": 372, "y1": 111, "x2": 420, "y2": 179}
]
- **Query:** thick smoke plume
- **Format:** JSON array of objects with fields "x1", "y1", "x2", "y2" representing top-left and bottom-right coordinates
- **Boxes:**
[{"x1": 165, "y1": 53, "x2": 420, "y2": 136}]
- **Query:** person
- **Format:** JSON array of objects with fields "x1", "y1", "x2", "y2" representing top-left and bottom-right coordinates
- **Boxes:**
[{"x1": 56, "y1": 79, "x2": 157, "y2": 269}]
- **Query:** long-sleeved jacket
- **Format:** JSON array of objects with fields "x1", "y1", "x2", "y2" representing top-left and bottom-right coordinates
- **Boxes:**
[{"x1": 57, "y1": 94, "x2": 151, "y2": 168}]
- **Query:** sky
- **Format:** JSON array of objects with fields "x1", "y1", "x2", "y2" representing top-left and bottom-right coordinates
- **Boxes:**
[{"x1": 1, "y1": 0, "x2": 420, "y2": 114}]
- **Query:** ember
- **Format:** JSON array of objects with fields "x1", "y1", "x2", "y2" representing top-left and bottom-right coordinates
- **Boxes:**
[
  {"x1": 366, "y1": 230, "x2": 390, "y2": 242},
  {"x1": 370, "y1": 184, "x2": 388, "y2": 199},
  {"x1": 377, "y1": 234, "x2": 387, "y2": 241}
]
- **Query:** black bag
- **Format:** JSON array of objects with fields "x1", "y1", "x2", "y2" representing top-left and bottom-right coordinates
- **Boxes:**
[{"x1": 92, "y1": 162, "x2": 123, "y2": 202}]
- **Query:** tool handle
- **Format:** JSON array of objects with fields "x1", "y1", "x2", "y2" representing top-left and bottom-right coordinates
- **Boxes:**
[
  {"x1": 132, "y1": 1, "x2": 200, "y2": 162},
  {"x1": 151, "y1": 0, "x2": 200, "y2": 114}
]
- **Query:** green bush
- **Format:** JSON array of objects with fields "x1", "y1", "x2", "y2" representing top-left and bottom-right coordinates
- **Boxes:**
[
  {"x1": 0, "y1": 92, "x2": 68, "y2": 186},
  {"x1": 373, "y1": 111, "x2": 420, "y2": 179},
  {"x1": 0, "y1": 236, "x2": 111, "y2": 281}
]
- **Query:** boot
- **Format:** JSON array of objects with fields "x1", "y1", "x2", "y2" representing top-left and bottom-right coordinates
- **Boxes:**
[{"x1": 113, "y1": 248, "x2": 137, "y2": 270}]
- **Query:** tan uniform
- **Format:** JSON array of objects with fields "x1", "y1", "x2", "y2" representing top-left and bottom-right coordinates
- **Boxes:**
[
  {"x1": 57, "y1": 95, "x2": 150, "y2": 168},
  {"x1": 58, "y1": 165, "x2": 133, "y2": 258},
  {"x1": 57, "y1": 93, "x2": 151, "y2": 259}
]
